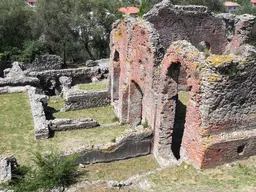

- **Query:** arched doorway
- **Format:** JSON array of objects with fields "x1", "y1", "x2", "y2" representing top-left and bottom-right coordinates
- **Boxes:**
[
  {"x1": 168, "y1": 62, "x2": 190, "y2": 159},
  {"x1": 155, "y1": 61, "x2": 191, "y2": 160}
]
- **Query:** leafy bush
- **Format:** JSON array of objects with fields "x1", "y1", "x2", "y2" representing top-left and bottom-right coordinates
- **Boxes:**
[
  {"x1": 11, "y1": 152, "x2": 79, "y2": 192},
  {"x1": 20, "y1": 39, "x2": 48, "y2": 63}
]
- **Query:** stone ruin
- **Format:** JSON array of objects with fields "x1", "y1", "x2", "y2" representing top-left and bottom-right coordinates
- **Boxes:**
[
  {"x1": 109, "y1": 0, "x2": 256, "y2": 168},
  {"x1": 0, "y1": 54, "x2": 152, "y2": 168},
  {"x1": 1, "y1": 0, "x2": 256, "y2": 173},
  {"x1": 0, "y1": 155, "x2": 17, "y2": 184}
]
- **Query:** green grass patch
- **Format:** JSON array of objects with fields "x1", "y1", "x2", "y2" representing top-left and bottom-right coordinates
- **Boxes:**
[
  {"x1": 78, "y1": 80, "x2": 107, "y2": 91},
  {"x1": 145, "y1": 160, "x2": 256, "y2": 192},
  {"x1": 47, "y1": 96, "x2": 64, "y2": 110},
  {"x1": 178, "y1": 91, "x2": 190, "y2": 106},
  {"x1": 48, "y1": 97, "x2": 118, "y2": 124},
  {"x1": 0, "y1": 93, "x2": 128, "y2": 166},
  {"x1": 81, "y1": 155, "x2": 159, "y2": 181}
]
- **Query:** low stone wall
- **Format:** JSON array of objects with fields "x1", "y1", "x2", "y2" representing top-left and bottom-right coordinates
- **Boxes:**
[
  {"x1": 28, "y1": 88, "x2": 49, "y2": 140},
  {"x1": 27, "y1": 66, "x2": 109, "y2": 85},
  {"x1": 0, "y1": 155, "x2": 17, "y2": 184},
  {"x1": 63, "y1": 127, "x2": 153, "y2": 164},
  {"x1": 64, "y1": 90, "x2": 111, "y2": 111},
  {"x1": 0, "y1": 62, "x2": 40, "y2": 89},
  {"x1": 49, "y1": 118, "x2": 100, "y2": 131},
  {"x1": 0, "y1": 77, "x2": 40, "y2": 88},
  {"x1": 27, "y1": 66, "x2": 109, "y2": 95},
  {"x1": 0, "y1": 86, "x2": 30, "y2": 94}
]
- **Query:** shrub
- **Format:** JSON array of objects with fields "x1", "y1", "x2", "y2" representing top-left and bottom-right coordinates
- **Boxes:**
[{"x1": 11, "y1": 152, "x2": 79, "y2": 192}]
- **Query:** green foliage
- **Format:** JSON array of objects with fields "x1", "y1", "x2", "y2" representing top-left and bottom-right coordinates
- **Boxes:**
[
  {"x1": 33, "y1": 152, "x2": 79, "y2": 190},
  {"x1": 20, "y1": 39, "x2": 48, "y2": 63},
  {"x1": 0, "y1": 0, "x2": 33, "y2": 51},
  {"x1": 0, "y1": 0, "x2": 122, "y2": 68},
  {"x1": 138, "y1": 0, "x2": 149, "y2": 17},
  {"x1": 235, "y1": 1, "x2": 256, "y2": 15},
  {"x1": 10, "y1": 152, "x2": 79, "y2": 192}
]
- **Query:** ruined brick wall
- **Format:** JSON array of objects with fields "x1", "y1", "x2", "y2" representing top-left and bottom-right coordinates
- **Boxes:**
[
  {"x1": 110, "y1": 0, "x2": 256, "y2": 168},
  {"x1": 154, "y1": 41, "x2": 203, "y2": 165},
  {"x1": 144, "y1": 1, "x2": 228, "y2": 54},
  {"x1": 182, "y1": 54, "x2": 256, "y2": 168},
  {"x1": 110, "y1": 17, "x2": 162, "y2": 127}
]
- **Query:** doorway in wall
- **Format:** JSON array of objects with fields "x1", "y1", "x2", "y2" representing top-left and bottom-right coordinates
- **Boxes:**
[{"x1": 167, "y1": 62, "x2": 190, "y2": 159}]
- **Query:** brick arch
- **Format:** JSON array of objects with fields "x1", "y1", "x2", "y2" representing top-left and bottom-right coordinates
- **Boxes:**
[{"x1": 154, "y1": 41, "x2": 202, "y2": 163}]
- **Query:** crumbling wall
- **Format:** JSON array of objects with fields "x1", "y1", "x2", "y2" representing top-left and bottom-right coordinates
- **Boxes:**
[
  {"x1": 27, "y1": 66, "x2": 109, "y2": 95},
  {"x1": 181, "y1": 53, "x2": 256, "y2": 168},
  {"x1": 28, "y1": 88, "x2": 49, "y2": 140},
  {"x1": 110, "y1": 0, "x2": 256, "y2": 168},
  {"x1": 144, "y1": 1, "x2": 228, "y2": 54},
  {"x1": 154, "y1": 41, "x2": 203, "y2": 165},
  {"x1": 110, "y1": 16, "x2": 162, "y2": 127},
  {"x1": 0, "y1": 155, "x2": 17, "y2": 184},
  {"x1": 64, "y1": 90, "x2": 111, "y2": 111},
  {"x1": 0, "y1": 62, "x2": 40, "y2": 88},
  {"x1": 25, "y1": 54, "x2": 63, "y2": 72},
  {"x1": 0, "y1": 86, "x2": 31, "y2": 94},
  {"x1": 49, "y1": 118, "x2": 100, "y2": 131},
  {"x1": 63, "y1": 127, "x2": 153, "y2": 165}
]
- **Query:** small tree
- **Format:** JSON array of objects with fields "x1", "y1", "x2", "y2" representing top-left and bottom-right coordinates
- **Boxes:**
[{"x1": 12, "y1": 152, "x2": 79, "y2": 192}]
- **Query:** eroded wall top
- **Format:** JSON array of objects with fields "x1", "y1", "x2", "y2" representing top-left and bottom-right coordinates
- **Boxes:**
[{"x1": 144, "y1": 0, "x2": 256, "y2": 55}]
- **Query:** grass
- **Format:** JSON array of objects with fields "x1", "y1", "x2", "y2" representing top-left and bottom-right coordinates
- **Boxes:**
[
  {"x1": 47, "y1": 96, "x2": 64, "y2": 110},
  {"x1": 78, "y1": 80, "x2": 107, "y2": 91},
  {"x1": 48, "y1": 97, "x2": 118, "y2": 124},
  {"x1": 81, "y1": 155, "x2": 159, "y2": 181},
  {"x1": 76, "y1": 157, "x2": 256, "y2": 192},
  {"x1": 136, "y1": 158, "x2": 256, "y2": 192},
  {"x1": 0, "y1": 93, "x2": 128, "y2": 166},
  {"x1": 178, "y1": 91, "x2": 190, "y2": 106},
  {"x1": 2, "y1": 94, "x2": 256, "y2": 192}
]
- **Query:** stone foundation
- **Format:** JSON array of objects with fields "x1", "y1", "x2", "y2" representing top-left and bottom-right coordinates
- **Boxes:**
[
  {"x1": 0, "y1": 155, "x2": 17, "y2": 184},
  {"x1": 49, "y1": 118, "x2": 100, "y2": 131},
  {"x1": 64, "y1": 90, "x2": 111, "y2": 111},
  {"x1": 63, "y1": 127, "x2": 153, "y2": 164},
  {"x1": 28, "y1": 88, "x2": 49, "y2": 140}
]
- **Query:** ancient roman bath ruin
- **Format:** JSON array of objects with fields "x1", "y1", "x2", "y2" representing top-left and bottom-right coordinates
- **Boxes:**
[
  {"x1": 0, "y1": 1, "x2": 256, "y2": 182},
  {"x1": 110, "y1": 0, "x2": 256, "y2": 168}
]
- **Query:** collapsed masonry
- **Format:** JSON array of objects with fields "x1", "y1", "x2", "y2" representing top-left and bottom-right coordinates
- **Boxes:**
[{"x1": 110, "y1": 0, "x2": 256, "y2": 168}]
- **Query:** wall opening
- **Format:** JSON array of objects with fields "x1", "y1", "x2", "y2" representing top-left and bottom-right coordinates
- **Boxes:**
[
  {"x1": 112, "y1": 50, "x2": 120, "y2": 101},
  {"x1": 128, "y1": 81, "x2": 143, "y2": 127},
  {"x1": 197, "y1": 41, "x2": 211, "y2": 56},
  {"x1": 168, "y1": 62, "x2": 190, "y2": 160},
  {"x1": 237, "y1": 145, "x2": 246, "y2": 156},
  {"x1": 113, "y1": 50, "x2": 120, "y2": 62}
]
